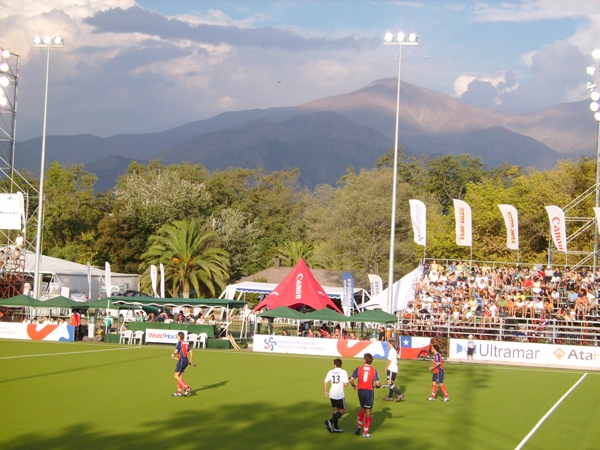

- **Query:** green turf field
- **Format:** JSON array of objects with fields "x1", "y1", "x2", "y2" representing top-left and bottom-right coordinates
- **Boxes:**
[{"x1": 1, "y1": 340, "x2": 598, "y2": 450}]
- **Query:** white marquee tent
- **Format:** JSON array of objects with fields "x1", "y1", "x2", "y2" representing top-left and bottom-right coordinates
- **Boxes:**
[
  {"x1": 23, "y1": 251, "x2": 139, "y2": 300},
  {"x1": 359, "y1": 265, "x2": 423, "y2": 313}
]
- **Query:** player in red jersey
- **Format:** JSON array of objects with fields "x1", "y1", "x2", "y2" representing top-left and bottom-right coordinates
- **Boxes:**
[
  {"x1": 171, "y1": 331, "x2": 194, "y2": 397},
  {"x1": 349, "y1": 353, "x2": 381, "y2": 438},
  {"x1": 428, "y1": 344, "x2": 449, "y2": 402}
]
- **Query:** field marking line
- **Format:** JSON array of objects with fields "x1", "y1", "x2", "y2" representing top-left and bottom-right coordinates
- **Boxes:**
[
  {"x1": 514, "y1": 372, "x2": 588, "y2": 450},
  {"x1": 0, "y1": 347, "x2": 138, "y2": 360}
]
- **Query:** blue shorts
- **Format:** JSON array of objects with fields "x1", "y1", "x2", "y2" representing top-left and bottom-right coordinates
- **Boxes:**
[
  {"x1": 357, "y1": 389, "x2": 375, "y2": 409},
  {"x1": 175, "y1": 358, "x2": 189, "y2": 373},
  {"x1": 432, "y1": 369, "x2": 445, "y2": 384}
]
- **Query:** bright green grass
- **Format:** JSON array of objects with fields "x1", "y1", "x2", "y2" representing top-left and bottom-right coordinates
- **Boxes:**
[{"x1": 1, "y1": 341, "x2": 598, "y2": 450}]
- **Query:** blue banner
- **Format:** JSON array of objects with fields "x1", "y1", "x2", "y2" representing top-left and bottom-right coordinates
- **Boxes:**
[{"x1": 342, "y1": 272, "x2": 354, "y2": 309}]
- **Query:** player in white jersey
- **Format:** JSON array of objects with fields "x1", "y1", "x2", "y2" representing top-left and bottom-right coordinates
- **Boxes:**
[
  {"x1": 323, "y1": 358, "x2": 349, "y2": 433},
  {"x1": 383, "y1": 339, "x2": 404, "y2": 402}
]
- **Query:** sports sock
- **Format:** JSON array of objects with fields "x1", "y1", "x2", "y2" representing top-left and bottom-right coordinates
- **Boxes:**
[
  {"x1": 441, "y1": 385, "x2": 448, "y2": 398},
  {"x1": 357, "y1": 411, "x2": 364, "y2": 427},
  {"x1": 431, "y1": 386, "x2": 437, "y2": 398},
  {"x1": 364, "y1": 417, "x2": 371, "y2": 434},
  {"x1": 392, "y1": 385, "x2": 401, "y2": 395}
]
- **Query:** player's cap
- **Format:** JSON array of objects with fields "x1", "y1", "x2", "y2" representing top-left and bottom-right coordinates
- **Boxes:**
[{"x1": 468, "y1": 334, "x2": 473, "y2": 339}]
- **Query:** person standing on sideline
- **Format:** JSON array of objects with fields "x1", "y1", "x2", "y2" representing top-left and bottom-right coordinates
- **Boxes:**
[
  {"x1": 466, "y1": 334, "x2": 475, "y2": 363},
  {"x1": 171, "y1": 331, "x2": 193, "y2": 397},
  {"x1": 383, "y1": 339, "x2": 404, "y2": 402},
  {"x1": 428, "y1": 344, "x2": 450, "y2": 402},
  {"x1": 349, "y1": 353, "x2": 381, "y2": 439},
  {"x1": 323, "y1": 358, "x2": 349, "y2": 433},
  {"x1": 71, "y1": 310, "x2": 81, "y2": 340}
]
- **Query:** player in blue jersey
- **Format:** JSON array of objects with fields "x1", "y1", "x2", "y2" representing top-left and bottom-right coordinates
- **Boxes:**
[
  {"x1": 428, "y1": 344, "x2": 449, "y2": 402},
  {"x1": 171, "y1": 331, "x2": 194, "y2": 397},
  {"x1": 349, "y1": 353, "x2": 381, "y2": 438},
  {"x1": 323, "y1": 358, "x2": 349, "y2": 433}
]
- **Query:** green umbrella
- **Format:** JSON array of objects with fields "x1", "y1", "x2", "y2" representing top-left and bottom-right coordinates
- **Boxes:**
[
  {"x1": 38, "y1": 296, "x2": 88, "y2": 309},
  {"x1": 257, "y1": 306, "x2": 304, "y2": 320},
  {"x1": 304, "y1": 308, "x2": 351, "y2": 322},
  {"x1": 0, "y1": 294, "x2": 44, "y2": 307},
  {"x1": 351, "y1": 309, "x2": 398, "y2": 324}
]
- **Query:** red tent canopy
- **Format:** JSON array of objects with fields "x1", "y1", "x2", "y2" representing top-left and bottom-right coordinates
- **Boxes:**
[{"x1": 252, "y1": 259, "x2": 342, "y2": 313}]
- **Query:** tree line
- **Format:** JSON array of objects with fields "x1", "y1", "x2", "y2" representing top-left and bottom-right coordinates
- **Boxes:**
[{"x1": 9, "y1": 151, "x2": 597, "y2": 297}]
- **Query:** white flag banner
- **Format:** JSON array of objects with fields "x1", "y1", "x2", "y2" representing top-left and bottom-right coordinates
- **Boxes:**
[
  {"x1": 368, "y1": 274, "x2": 383, "y2": 297},
  {"x1": 545, "y1": 205, "x2": 567, "y2": 252},
  {"x1": 453, "y1": 199, "x2": 472, "y2": 247},
  {"x1": 105, "y1": 262, "x2": 112, "y2": 297},
  {"x1": 160, "y1": 263, "x2": 165, "y2": 298},
  {"x1": 498, "y1": 204, "x2": 519, "y2": 250},
  {"x1": 150, "y1": 265, "x2": 158, "y2": 298},
  {"x1": 0, "y1": 192, "x2": 25, "y2": 230},
  {"x1": 409, "y1": 199, "x2": 426, "y2": 246}
]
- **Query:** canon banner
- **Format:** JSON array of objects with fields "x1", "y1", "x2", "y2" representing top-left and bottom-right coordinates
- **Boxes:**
[
  {"x1": 408, "y1": 199, "x2": 426, "y2": 246},
  {"x1": 498, "y1": 204, "x2": 519, "y2": 250},
  {"x1": 0, "y1": 192, "x2": 24, "y2": 230},
  {"x1": 545, "y1": 205, "x2": 567, "y2": 252},
  {"x1": 453, "y1": 199, "x2": 472, "y2": 247}
]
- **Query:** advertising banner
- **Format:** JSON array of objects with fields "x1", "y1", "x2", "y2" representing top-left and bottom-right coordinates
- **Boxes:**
[
  {"x1": 409, "y1": 199, "x2": 426, "y2": 246},
  {"x1": 0, "y1": 322, "x2": 74, "y2": 341},
  {"x1": 450, "y1": 338, "x2": 600, "y2": 371},
  {"x1": 545, "y1": 205, "x2": 567, "y2": 252},
  {"x1": 151, "y1": 265, "x2": 158, "y2": 297},
  {"x1": 0, "y1": 192, "x2": 24, "y2": 230},
  {"x1": 498, "y1": 204, "x2": 519, "y2": 250},
  {"x1": 341, "y1": 271, "x2": 354, "y2": 313},
  {"x1": 145, "y1": 328, "x2": 187, "y2": 344},
  {"x1": 453, "y1": 199, "x2": 472, "y2": 246}
]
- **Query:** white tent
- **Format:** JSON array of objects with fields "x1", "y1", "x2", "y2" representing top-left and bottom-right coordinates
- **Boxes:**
[
  {"x1": 23, "y1": 251, "x2": 139, "y2": 300},
  {"x1": 359, "y1": 265, "x2": 423, "y2": 313},
  {"x1": 221, "y1": 280, "x2": 366, "y2": 301}
]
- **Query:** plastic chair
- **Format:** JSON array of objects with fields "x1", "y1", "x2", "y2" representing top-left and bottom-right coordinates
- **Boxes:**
[
  {"x1": 119, "y1": 329, "x2": 133, "y2": 345},
  {"x1": 187, "y1": 333, "x2": 199, "y2": 348},
  {"x1": 198, "y1": 332, "x2": 208, "y2": 349},
  {"x1": 131, "y1": 330, "x2": 144, "y2": 345}
]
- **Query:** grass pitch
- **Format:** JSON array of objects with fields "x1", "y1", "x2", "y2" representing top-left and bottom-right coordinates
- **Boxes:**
[{"x1": 1, "y1": 340, "x2": 598, "y2": 450}]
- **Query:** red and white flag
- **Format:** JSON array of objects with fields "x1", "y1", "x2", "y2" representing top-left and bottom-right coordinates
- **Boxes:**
[
  {"x1": 399, "y1": 336, "x2": 431, "y2": 360},
  {"x1": 498, "y1": 204, "x2": 519, "y2": 250},
  {"x1": 453, "y1": 199, "x2": 472, "y2": 247},
  {"x1": 545, "y1": 205, "x2": 567, "y2": 252},
  {"x1": 409, "y1": 199, "x2": 426, "y2": 246}
]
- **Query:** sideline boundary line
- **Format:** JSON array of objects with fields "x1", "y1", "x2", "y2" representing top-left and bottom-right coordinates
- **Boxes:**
[
  {"x1": 0, "y1": 347, "x2": 138, "y2": 360},
  {"x1": 515, "y1": 372, "x2": 587, "y2": 450}
]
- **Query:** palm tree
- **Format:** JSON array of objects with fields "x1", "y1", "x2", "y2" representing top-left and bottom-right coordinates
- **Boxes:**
[
  {"x1": 276, "y1": 241, "x2": 315, "y2": 267},
  {"x1": 140, "y1": 218, "x2": 230, "y2": 298}
]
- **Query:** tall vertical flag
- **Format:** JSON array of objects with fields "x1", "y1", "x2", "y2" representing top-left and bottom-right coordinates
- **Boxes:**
[
  {"x1": 409, "y1": 199, "x2": 426, "y2": 246},
  {"x1": 498, "y1": 204, "x2": 519, "y2": 250},
  {"x1": 545, "y1": 205, "x2": 567, "y2": 252},
  {"x1": 453, "y1": 199, "x2": 472, "y2": 247},
  {"x1": 342, "y1": 271, "x2": 355, "y2": 316},
  {"x1": 87, "y1": 262, "x2": 92, "y2": 300},
  {"x1": 150, "y1": 265, "x2": 158, "y2": 297},
  {"x1": 368, "y1": 274, "x2": 383, "y2": 297},
  {"x1": 104, "y1": 262, "x2": 111, "y2": 298},
  {"x1": 160, "y1": 263, "x2": 165, "y2": 298}
]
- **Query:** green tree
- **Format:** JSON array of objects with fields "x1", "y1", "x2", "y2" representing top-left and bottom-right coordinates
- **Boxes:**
[
  {"x1": 139, "y1": 218, "x2": 230, "y2": 298},
  {"x1": 275, "y1": 241, "x2": 315, "y2": 267}
]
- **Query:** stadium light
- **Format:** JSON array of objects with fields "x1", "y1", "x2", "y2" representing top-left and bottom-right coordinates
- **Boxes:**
[
  {"x1": 32, "y1": 36, "x2": 64, "y2": 299},
  {"x1": 588, "y1": 48, "x2": 600, "y2": 272},
  {"x1": 383, "y1": 31, "x2": 418, "y2": 315}
]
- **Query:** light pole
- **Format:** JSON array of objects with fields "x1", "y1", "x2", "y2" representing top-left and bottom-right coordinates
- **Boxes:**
[
  {"x1": 32, "y1": 35, "x2": 63, "y2": 299},
  {"x1": 384, "y1": 32, "x2": 418, "y2": 314},
  {"x1": 588, "y1": 48, "x2": 600, "y2": 273}
]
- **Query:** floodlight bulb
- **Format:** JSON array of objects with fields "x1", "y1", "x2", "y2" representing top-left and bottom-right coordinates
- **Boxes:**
[
  {"x1": 0, "y1": 96, "x2": 7, "y2": 107},
  {"x1": 593, "y1": 48, "x2": 600, "y2": 60},
  {"x1": 53, "y1": 36, "x2": 62, "y2": 45},
  {"x1": 1, "y1": 49, "x2": 9, "y2": 58},
  {"x1": 588, "y1": 66, "x2": 597, "y2": 76},
  {"x1": 595, "y1": 111, "x2": 600, "y2": 122},
  {"x1": 43, "y1": 36, "x2": 51, "y2": 45},
  {"x1": 384, "y1": 33, "x2": 393, "y2": 43},
  {"x1": 408, "y1": 33, "x2": 418, "y2": 43},
  {"x1": 33, "y1": 36, "x2": 42, "y2": 45},
  {"x1": 0, "y1": 63, "x2": 8, "y2": 72},
  {"x1": 396, "y1": 32, "x2": 405, "y2": 42},
  {"x1": 592, "y1": 91, "x2": 600, "y2": 102},
  {"x1": 588, "y1": 82, "x2": 597, "y2": 91},
  {"x1": 0, "y1": 76, "x2": 8, "y2": 87},
  {"x1": 591, "y1": 101, "x2": 600, "y2": 112}
]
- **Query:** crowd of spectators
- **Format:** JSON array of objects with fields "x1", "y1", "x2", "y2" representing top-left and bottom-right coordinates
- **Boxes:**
[{"x1": 401, "y1": 260, "x2": 600, "y2": 344}]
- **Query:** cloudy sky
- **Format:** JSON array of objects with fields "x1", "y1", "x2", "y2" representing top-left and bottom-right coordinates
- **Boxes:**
[{"x1": 1, "y1": 0, "x2": 599, "y2": 140}]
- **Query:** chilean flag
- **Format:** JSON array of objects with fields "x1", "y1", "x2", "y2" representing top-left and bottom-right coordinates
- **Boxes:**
[{"x1": 400, "y1": 336, "x2": 431, "y2": 360}]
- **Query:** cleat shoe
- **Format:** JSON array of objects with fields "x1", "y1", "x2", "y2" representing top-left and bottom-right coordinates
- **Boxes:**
[
  {"x1": 383, "y1": 397, "x2": 393, "y2": 401},
  {"x1": 442, "y1": 397, "x2": 450, "y2": 402},
  {"x1": 427, "y1": 397, "x2": 436, "y2": 401},
  {"x1": 354, "y1": 427, "x2": 361, "y2": 436},
  {"x1": 363, "y1": 433, "x2": 372, "y2": 439},
  {"x1": 324, "y1": 420, "x2": 333, "y2": 433},
  {"x1": 172, "y1": 393, "x2": 181, "y2": 397},
  {"x1": 396, "y1": 394, "x2": 405, "y2": 402},
  {"x1": 333, "y1": 429, "x2": 344, "y2": 433},
  {"x1": 184, "y1": 388, "x2": 191, "y2": 396}
]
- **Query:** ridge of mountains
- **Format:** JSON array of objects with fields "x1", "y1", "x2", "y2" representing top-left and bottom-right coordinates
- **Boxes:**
[{"x1": 14, "y1": 79, "x2": 598, "y2": 192}]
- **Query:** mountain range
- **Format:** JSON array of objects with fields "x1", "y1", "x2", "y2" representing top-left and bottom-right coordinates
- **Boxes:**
[{"x1": 13, "y1": 78, "x2": 599, "y2": 192}]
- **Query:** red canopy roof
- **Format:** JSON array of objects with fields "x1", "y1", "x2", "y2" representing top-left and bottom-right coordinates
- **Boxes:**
[{"x1": 252, "y1": 259, "x2": 342, "y2": 313}]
